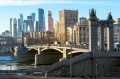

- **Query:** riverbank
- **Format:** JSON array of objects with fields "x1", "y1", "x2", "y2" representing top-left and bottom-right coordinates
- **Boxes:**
[{"x1": 0, "y1": 74, "x2": 82, "y2": 79}]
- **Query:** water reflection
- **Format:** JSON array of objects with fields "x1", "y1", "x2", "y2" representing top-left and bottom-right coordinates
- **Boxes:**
[{"x1": 0, "y1": 56, "x2": 34, "y2": 70}]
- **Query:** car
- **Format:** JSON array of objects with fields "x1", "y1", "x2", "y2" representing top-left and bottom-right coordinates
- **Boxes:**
[
  {"x1": 76, "y1": 43, "x2": 81, "y2": 45},
  {"x1": 73, "y1": 43, "x2": 77, "y2": 45},
  {"x1": 65, "y1": 41, "x2": 71, "y2": 45},
  {"x1": 81, "y1": 42, "x2": 88, "y2": 46},
  {"x1": 54, "y1": 41, "x2": 61, "y2": 44},
  {"x1": 114, "y1": 43, "x2": 120, "y2": 49},
  {"x1": 117, "y1": 44, "x2": 120, "y2": 48}
]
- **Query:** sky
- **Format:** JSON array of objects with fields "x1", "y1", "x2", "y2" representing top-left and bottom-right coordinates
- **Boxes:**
[{"x1": 0, "y1": 0, "x2": 120, "y2": 34}]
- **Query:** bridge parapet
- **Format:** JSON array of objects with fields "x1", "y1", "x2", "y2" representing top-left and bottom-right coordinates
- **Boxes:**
[{"x1": 27, "y1": 44, "x2": 89, "y2": 49}]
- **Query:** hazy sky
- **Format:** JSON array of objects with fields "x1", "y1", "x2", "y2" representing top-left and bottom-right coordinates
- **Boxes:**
[{"x1": 0, "y1": 0, "x2": 120, "y2": 34}]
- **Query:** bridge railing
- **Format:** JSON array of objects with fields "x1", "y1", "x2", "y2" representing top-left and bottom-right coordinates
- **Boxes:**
[
  {"x1": 28, "y1": 43, "x2": 89, "y2": 49},
  {"x1": 47, "y1": 44, "x2": 89, "y2": 49}
]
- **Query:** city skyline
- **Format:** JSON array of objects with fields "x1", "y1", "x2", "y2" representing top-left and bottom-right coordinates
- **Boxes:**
[{"x1": 0, "y1": 0, "x2": 120, "y2": 34}]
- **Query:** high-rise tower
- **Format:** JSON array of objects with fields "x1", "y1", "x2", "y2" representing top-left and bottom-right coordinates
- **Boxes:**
[
  {"x1": 34, "y1": 21, "x2": 39, "y2": 32},
  {"x1": 48, "y1": 10, "x2": 54, "y2": 32},
  {"x1": 9, "y1": 18, "x2": 12, "y2": 35},
  {"x1": 12, "y1": 18, "x2": 17, "y2": 38},
  {"x1": 31, "y1": 13, "x2": 35, "y2": 22},
  {"x1": 18, "y1": 14, "x2": 23, "y2": 38},
  {"x1": 38, "y1": 8, "x2": 45, "y2": 31}
]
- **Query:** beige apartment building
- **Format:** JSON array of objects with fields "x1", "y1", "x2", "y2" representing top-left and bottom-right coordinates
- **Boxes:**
[
  {"x1": 59, "y1": 9, "x2": 78, "y2": 43},
  {"x1": 24, "y1": 31, "x2": 54, "y2": 45},
  {"x1": 114, "y1": 18, "x2": 120, "y2": 43},
  {"x1": 75, "y1": 17, "x2": 89, "y2": 43},
  {"x1": 67, "y1": 17, "x2": 89, "y2": 44},
  {"x1": 55, "y1": 21, "x2": 59, "y2": 41}
]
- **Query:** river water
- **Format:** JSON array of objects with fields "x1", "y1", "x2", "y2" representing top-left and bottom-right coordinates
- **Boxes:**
[{"x1": 0, "y1": 56, "x2": 35, "y2": 70}]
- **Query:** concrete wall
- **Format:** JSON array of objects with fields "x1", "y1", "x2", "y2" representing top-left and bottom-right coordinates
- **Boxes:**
[{"x1": 47, "y1": 52, "x2": 120, "y2": 77}]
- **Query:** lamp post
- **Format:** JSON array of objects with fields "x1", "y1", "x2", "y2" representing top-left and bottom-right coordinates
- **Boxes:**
[
  {"x1": 96, "y1": 62, "x2": 98, "y2": 79},
  {"x1": 70, "y1": 26, "x2": 74, "y2": 79}
]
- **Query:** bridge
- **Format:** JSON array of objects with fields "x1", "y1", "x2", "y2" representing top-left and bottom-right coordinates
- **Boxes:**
[{"x1": 14, "y1": 44, "x2": 90, "y2": 65}]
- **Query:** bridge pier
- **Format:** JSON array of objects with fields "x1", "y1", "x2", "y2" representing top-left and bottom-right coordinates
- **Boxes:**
[
  {"x1": 63, "y1": 49, "x2": 69, "y2": 59},
  {"x1": 14, "y1": 46, "x2": 29, "y2": 60},
  {"x1": 35, "y1": 47, "x2": 42, "y2": 65},
  {"x1": 38, "y1": 48, "x2": 42, "y2": 54}
]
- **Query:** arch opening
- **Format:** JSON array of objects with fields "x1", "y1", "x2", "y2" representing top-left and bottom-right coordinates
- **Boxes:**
[
  {"x1": 40, "y1": 49, "x2": 63, "y2": 64},
  {"x1": 27, "y1": 49, "x2": 38, "y2": 60}
]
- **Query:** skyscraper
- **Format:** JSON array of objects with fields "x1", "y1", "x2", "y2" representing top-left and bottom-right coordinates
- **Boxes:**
[
  {"x1": 22, "y1": 20, "x2": 33, "y2": 33},
  {"x1": 27, "y1": 16, "x2": 34, "y2": 32},
  {"x1": 18, "y1": 14, "x2": 23, "y2": 38},
  {"x1": 31, "y1": 13, "x2": 35, "y2": 22},
  {"x1": 48, "y1": 10, "x2": 54, "y2": 32},
  {"x1": 34, "y1": 21, "x2": 39, "y2": 32},
  {"x1": 9, "y1": 18, "x2": 12, "y2": 34},
  {"x1": 22, "y1": 21, "x2": 27, "y2": 33},
  {"x1": 27, "y1": 16, "x2": 32, "y2": 20},
  {"x1": 43, "y1": 15, "x2": 46, "y2": 31},
  {"x1": 38, "y1": 8, "x2": 45, "y2": 31},
  {"x1": 12, "y1": 18, "x2": 17, "y2": 38}
]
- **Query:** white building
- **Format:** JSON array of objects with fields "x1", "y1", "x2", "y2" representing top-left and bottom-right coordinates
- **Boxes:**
[
  {"x1": 9, "y1": 18, "x2": 12, "y2": 34},
  {"x1": 2, "y1": 30, "x2": 11, "y2": 37},
  {"x1": 12, "y1": 18, "x2": 17, "y2": 38}
]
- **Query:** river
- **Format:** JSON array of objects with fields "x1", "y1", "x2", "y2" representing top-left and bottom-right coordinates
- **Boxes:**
[{"x1": 0, "y1": 56, "x2": 35, "y2": 70}]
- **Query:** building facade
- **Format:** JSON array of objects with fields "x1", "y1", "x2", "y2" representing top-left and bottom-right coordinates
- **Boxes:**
[
  {"x1": 55, "y1": 21, "x2": 59, "y2": 41},
  {"x1": 48, "y1": 10, "x2": 54, "y2": 32},
  {"x1": 2, "y1": 30, "x2": 11, "y2": 37},
  {"x1": 38, "y1": 8, "x2": 45, "y2": 31},
  {"x1": 59, "y1": 10, "x2": 78, "y2": 43},
  {"x1": 34, "y1": 21, "x2": 39, "y2": 32},
  {"x1": 9, "y1": 18, "x2": 12, "y2": 35},
  {"x1": 12, "y1": 18, "x2": 17, "y2": 38},
  {"x1": 31, "y1": 13, "x2": 35, "y2": 22},
  {"x1": 114, "y1": 18, "x2": 120, "y2": 43},
  {"x1": 72, "y1": 17, "x2": 89, "y2": 44},
  {"x1": 23, "y1": 31, "x2": 54, "y2": 45},
  {"x1": 18, "y1": 14, "x2": 23, "y2": 38}
]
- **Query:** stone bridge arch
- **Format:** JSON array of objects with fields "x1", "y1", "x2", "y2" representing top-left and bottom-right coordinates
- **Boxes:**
[
  {"x1": 28, "y1": 48, "x2": 38, "y2": 52},
  {"x1": 35, "y1": 48, "x2": 64, "y2": 65},
  {"x1": 41, "y1": 48, "x2": 63, "y2": 54}
]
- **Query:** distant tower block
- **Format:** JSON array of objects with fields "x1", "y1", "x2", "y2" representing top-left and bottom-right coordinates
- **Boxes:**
[{"x1": 48, "y1": 10, "x2": 54, "y2": 32}]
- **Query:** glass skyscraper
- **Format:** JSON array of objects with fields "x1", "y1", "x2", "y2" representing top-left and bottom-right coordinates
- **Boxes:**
[
  {"x1": 34, "y1": 21, "x2": 39, "y2": 32},
  {"x1": 12, "y1": 18, "x2": 17, "y2": 38},
  {"x1": 9, "y1": 18, "x2": 12, "y2": 34},
  {"x1": 31, "y1": 13, "x2": 35, "y2": 22},
  {"x1": 48, "y1": 10, "x2": 54, "y2": 32},
  {"x1": 38, "y1": 8, "x2": 45, "y2": 32},
  {"x1": 22, "y1": 20, "x2": 33, "y2": 33},
  {"x1": 18, "y1": 14, "x2": 23, "y2": 38}
]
